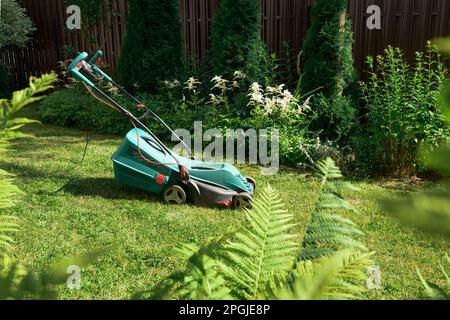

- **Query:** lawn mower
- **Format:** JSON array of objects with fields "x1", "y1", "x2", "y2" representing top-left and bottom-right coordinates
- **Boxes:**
[{"x1": 68, "y1": 51, "x2": 255, "y2": 209}]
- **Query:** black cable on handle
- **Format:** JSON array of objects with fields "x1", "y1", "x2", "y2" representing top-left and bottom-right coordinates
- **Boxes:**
[{"x1": 109, "y1": 79, "x2": 192, "y2": 157}]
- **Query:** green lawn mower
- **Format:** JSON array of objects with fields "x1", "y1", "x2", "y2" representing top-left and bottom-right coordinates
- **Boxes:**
[{"x1": 68, "y1": 51, "x2": 255, "y2": 209}]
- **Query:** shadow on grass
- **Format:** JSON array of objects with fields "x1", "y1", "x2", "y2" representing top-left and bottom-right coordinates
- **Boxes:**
[
  {"x1": 61, "y1": 177, "x2": 160, "y2": 202},
  {"x1": 1, "y1": 162, "x2": 70, "y2": 180}
]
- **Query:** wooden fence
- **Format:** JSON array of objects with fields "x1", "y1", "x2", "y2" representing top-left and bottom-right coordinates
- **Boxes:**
[{"x1": 2, "y1": 0, "x2": 450, "y2": 89}]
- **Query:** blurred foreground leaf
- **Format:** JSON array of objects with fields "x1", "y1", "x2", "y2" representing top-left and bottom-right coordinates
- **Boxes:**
[{"x1": 383, "y1": 191, "x2": 450, "y2": 237}]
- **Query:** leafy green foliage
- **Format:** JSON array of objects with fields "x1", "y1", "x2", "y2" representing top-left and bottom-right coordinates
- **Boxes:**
[
  {"x1": 382, "y1": 39, "x2": 450, "y2": 300},
  {"x1": 0, "y1": 73, "x2": 56, "y2": 257},
  {"x1": 66, "y1": 0, "x2": 118, "y2": 27},
  {"x1": 118, "y1": 0, "x2": 182, "y2": 92},
  {"x1": 0, "y1": 250, "x2": 104, "y2": 300},
  {"x1": 209, "y1": 0, "x2": 271, "y2": 84},
  {"x1": 136, "y1": 233, "x2": 234, "y2": 300},
  {"x1": 383, "y1": 191, "x2": 450, "y2": 238},
  {"x1": 0, "y1": 0, "x2": 35, "y2": 48},
  {"x1": 417, "y1": 255, "x2": 449, "y2": 300},
  {"x1": 0, "y1": 73, "x2": 106, "y2": 300},
  {"x1": 148, "y1": 159, "x2": 372, "y2": 300},
  {"x1": 280, "y1": 250, "x2": 373, "y2": 300},
  {"x1": 298, "y1": 158, "x2": 366, "y2": 261},
  {"x1": 174, "y1": 243, "x2": 232, "y2": 300},
  {"x1": 0, "y1": 214, "x2": 19, "y2": 253},
  {"x1": 301, "y1": 0, "x2": 359, "y2": 140},
  {"x1": 359, "y1": 43, "x2": 449, "y2": 177},
  {"x1": 39, "y1": 85, "x2": 195, "y2": 137},
  {"x1": 219, "y1": 185, "x2": 298, "y2": 299}
]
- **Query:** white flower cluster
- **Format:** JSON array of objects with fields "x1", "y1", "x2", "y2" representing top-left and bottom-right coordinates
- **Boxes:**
[
  {"x1": 184, "y1": 77, "x2": 201, "y2": 91},
  {"x1": 164, "y1": 79, "x2": 181, "y2": 89},
  {"x1": 211, "y1": 75, "x2": 229, "y2": 91},
  {"x1": 248, "y1": 82, "x2": 310, "y2": 116}
]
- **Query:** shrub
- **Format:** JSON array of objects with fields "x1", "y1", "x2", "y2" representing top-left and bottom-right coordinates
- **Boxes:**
[
  {"x1": 209, "y1": 0, "x2": 271, "y2": 85},
  {"x1": 0, "y1": 0, "x2": 35, "y2": 98},
  {"x1": 0, "y1": 0, "x2": 35, "y2": 48},
  {"x1": 358, "y1": 43, "x2": 449, "y2": 177},
  {"x1": 39, "y1": 85, "x2": 198, "y2": 139},
  {"x1": 300, "y1": 0, "x2": 359, "y2": 141},
  {"x1": 40, "y1": 85, "x2": 134, "y2": 135},
  {"x1": 117, "y1": 0, "x2": 182, "y2": 93}
]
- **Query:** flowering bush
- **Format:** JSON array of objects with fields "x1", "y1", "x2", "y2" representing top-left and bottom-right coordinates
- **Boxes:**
[{"x1": 248, "y1": 82, "x2": 310, "y2": 130}]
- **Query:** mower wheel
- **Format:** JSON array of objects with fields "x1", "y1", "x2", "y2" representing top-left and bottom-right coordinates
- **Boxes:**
[
  {"x1": 233, "y1": 193, "x2": 253, "y2": 211},
  {"x1": 162, "y1": 185, "x2": 187, "y2": 205},
  {"x1": 246, "y1": 177, "x2": 256, "y2": 191}
]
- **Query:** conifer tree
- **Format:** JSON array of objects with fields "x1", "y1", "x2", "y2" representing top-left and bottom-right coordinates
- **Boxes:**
[
  {"x1": 118, "y1": 0, "x2": 182, "y2": 92},
  {"x1": 301, "y1": 0, "x2": 359, "y2": 140},
  {"x1": 209, "y1": 0, "x2": 267, "y2": 83}
]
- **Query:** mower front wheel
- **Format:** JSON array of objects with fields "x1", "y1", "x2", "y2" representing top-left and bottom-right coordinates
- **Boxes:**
[
  {"x1": 233, "y1": 193, "x2": 253, "y2": 211},
  {"x1": 162, "y1": 185, "x2": 187, "y2": 205},
  {"x1": 246, "y1": 177, "x2": 256, "y2": 191}
]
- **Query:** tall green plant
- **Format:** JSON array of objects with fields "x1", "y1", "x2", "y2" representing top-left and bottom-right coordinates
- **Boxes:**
[
  {"x1": 209, "y1": 0, "x2": 269, "y2": 84},
  {"x1": 0, "y1": 73, "x2": 57, "y2": 257},
  {"x1": 382, "y1": 38, "x2": 450, "y2": 300},
  {"x1": 360, "y1": 43, "x2": 449, "y2": 177},
  {"x1": 300, "y1": 0, "x2": 359, "y2": 141},
  {"x1": 146, "y1": 159, "x2": 373, "y2": 300},
  {"x1": 118, "y1": 0, "x2": 182, "y2": 92}
]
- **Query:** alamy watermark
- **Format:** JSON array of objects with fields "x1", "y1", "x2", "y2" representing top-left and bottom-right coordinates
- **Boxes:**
[
  {"x1": 66, "y1": 265, "x2": 81, "y2": 290},
  {"x1": 367, "y1": 265, "x2": 382, "y2": 290},
  {"x1": 367, "y1": 5, "x2": 382, "y2": 30},
  {"x1": 61, "y1": 4, "x2": 382, "y2": 32},
  {"x1": 66, "y1": 5, "x2": 81, "y2": 30}
]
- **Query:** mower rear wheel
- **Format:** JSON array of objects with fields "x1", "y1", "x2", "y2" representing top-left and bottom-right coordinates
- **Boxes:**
[
  {"x1": 162, "y1": 185, "x2": 187, "y2": 205},
  {"x1": 246, "y1": 177, "x2": 256, "y2": 191},
  {"x1": 233, "y1": 193, "x2": 253, "y2": 211}
]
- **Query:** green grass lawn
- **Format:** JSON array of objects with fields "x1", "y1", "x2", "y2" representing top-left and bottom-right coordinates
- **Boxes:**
[{"x1": 2, "y1": 108, "x2": 448, "y2": 300}]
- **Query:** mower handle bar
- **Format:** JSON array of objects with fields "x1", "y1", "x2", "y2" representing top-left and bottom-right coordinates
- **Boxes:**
[
  {"x1": 68, "y1": 50, "x2": 193, "y2": 157},
  {"x1": 68, "y1": 52, "x2": 95, "y2": 88},
  {"x1": 68, "y1": 51, "x2": 112, "y2": 88}
]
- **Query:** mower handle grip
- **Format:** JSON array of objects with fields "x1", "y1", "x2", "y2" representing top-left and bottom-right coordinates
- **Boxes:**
[
  {"x1": 88, "y1": 50, "x2": 113, "y2": 82},
  {"x1": 89, "y1": 50, "x2": 103, "y2": 66},
  {"x1": 69, "y1": 52, "x2": 88, "y2": 71},
  {"x1": 68, "y1": 52, "x2": 95, "y2": 88}
]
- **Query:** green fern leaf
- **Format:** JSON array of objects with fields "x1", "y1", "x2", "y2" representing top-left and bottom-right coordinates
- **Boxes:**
[
  {"x1": 219, "y1": 185, "x2": 298, "y2": 299},
  {"x1": 279, "y1": 249, "x2": 374, "y2": 300},
  {"x1": 298, "y1": 158, "x2": 367, "y2": 262}
]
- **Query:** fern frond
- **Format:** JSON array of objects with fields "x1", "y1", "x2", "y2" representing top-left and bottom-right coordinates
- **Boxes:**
[
  {"x1": 279, "y1": 249, "x2": 374, "y2": 300},
  {"x1": 298, "y1": 158, "x2": 367, "y2": 262},
  {"x1": 315, "y1": 158, "x2": 343, "y2": 183},
  {"x1": 174, "y1": 243, "x2": 232, "y2": 300},
  {"x1": 0, "y1": 250, "x2": 103, "y2": 299},
  {"x1": 0, "y1": 215, "x2": 19, "y2": 255},
  {"x1": 417, "y1": 255, "x2": 450, "y2": 300},
  {"x1": 145, "y1": 231, "x2": 235, "y2": 300},
  {"x1": 219, "y1": 185, "x2": 299, "y2": 299}
]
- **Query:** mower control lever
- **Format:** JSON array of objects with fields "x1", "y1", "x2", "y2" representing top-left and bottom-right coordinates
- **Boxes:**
[
  {"x1": 68, "y1": 52, "x2": 95, "y2": 88},
  {"x1": 89, "y1": 50, "x2": 103, "y2": 66},
  {"x1": 87, "y1": 50, "x2": 113, "y2": 82}
]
